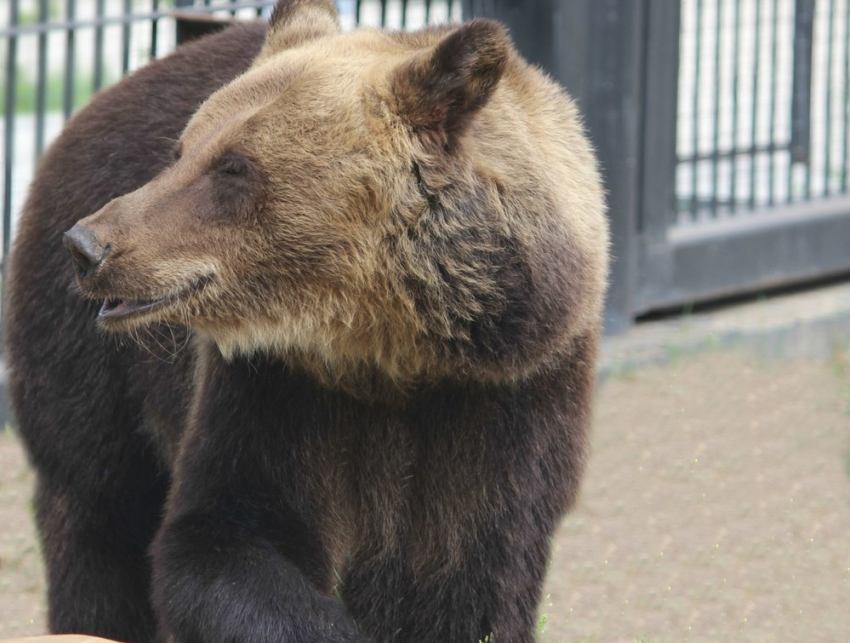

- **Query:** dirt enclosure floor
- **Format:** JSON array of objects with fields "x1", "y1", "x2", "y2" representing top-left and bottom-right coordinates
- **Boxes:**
[{"x1": 1, "y1": 347, "x2": 849, "y2": 642}]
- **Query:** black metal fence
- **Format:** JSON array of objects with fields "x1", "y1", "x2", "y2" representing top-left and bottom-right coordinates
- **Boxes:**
[
  {"x1": 676, "y1": 0, "x2": 850, "y2": 221},
  {"x1": 2, "y1": 0, "x2": 850, "y2": 333},
  {"x1": 645, "y1": 0, "x2": 850, "y2": 327}
]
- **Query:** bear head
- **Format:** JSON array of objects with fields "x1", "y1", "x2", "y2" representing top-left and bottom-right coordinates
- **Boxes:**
[{"x1": 64, "y1": 0, "x2": 608, "y2": 392}]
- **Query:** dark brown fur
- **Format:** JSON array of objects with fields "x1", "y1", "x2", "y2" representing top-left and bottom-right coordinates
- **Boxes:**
[
  {"x1": 4, "y1": 22, "x2": 266, "y2": 641},
  {"x1": 5, "y1": 2, "x2": 608, "y2": 642}
]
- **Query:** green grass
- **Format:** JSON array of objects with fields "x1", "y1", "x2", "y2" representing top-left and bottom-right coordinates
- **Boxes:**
[
  {"x1": 474, "y1": 612, "x2": 549, "y2": 642},
  {"x1": 537, "y1": 612, "x2": 548, "y2": 636},
  {"x1": 1, "y1": 68, "x2": 108, "y2": 117},
  {"x1": 17, "y1": 0, "x2": 62, "y2": 26},
  {"x1": 2, "y1": 2, "x2": 96, "y2": 116}
]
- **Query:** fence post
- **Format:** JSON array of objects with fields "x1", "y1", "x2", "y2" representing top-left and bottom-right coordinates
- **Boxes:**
[
  {"x1": 173, "y1": 0, "x2": 236, "y2": 47},
  {"x1": 790, "y1": 0, "x2": 815, "y2": 165},
  {"x1": 636, "y1": 1, "x2": 681, "y2": 313},
  {"x1": 463, "y1": 0, "x2": 647, "y2": 334}
]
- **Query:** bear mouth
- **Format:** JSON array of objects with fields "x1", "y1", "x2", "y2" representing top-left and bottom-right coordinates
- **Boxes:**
[
  {"x1": 99, "y1": 296, "x2": 171, "y2": 320},
  {"x1": 96, "y1": 275, "x2": 212, "y2": 326}
]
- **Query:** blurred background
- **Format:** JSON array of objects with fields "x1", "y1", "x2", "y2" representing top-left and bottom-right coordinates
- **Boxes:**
[{"x1": 1, "y1": 1, "x2": 849, "y2": 642}]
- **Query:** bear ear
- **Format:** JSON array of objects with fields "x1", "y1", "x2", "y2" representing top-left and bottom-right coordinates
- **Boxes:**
[
  {"x1": 261, "y1": 0, "x2": 339, "y2": 56},
  {"x1": 390, "y1": 19, "x2": 510, "y2": 150}
]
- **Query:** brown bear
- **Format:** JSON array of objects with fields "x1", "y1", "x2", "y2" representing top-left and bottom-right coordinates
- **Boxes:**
[{"x1": 5, "y1": 1, "x2": 609, "y2": 642}]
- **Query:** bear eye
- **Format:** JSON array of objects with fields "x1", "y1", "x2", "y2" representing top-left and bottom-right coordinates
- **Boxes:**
[
  {"x1": 222, "y1": 161, "x2": 244, "y2": 176},
  {"x1": 218, "y1": 156, "x2": 248, "y2": 177}
]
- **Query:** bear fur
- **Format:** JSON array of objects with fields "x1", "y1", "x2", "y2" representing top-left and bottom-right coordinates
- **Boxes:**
[{"x1": 4, "y1": 2, "x2": 609, "y2": 642}]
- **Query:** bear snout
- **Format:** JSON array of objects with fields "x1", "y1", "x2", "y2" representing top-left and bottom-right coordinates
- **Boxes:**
[{"x1": 63, "y1": 223, "x2": 112, "y2": 279}]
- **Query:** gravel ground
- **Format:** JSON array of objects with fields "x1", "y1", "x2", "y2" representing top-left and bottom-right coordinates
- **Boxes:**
[
  {"x1": 0, "y1": 427, "x2": 44, "y2": 637},
  {"x1": 1, "y1": 347, "x2": 849, "y2": 642}
]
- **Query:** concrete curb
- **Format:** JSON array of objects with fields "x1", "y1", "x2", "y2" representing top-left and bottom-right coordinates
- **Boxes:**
[{"x1": 599, "y1": 280, "x2": 850, "y2": 380}]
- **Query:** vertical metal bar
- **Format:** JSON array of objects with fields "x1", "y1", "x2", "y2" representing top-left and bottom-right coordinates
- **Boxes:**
[
  {"x1": 790, "y1": 0, "x2": 815, "y2": 199},
  {"x1": 174, "y1": 0, "x2": 195, "y2": 47},
  {"x1": 35, "y1": 0, "x2": 49, "y2": 159},
  {"x1": 3, "y1": 0, "x2": 20, "y2": 276},
  {"x1": 425, "y1": 0, "x2": 431, "y2": 25},
  {"x1": 380, "y1": 0, "x2": 387, "y2": 27},
  {"x1": 122, "y1": 0, "x2": 132, "y2": 75},
  {"x1": 591, "y1": 0, "x2": 646, "y2": 331},
  {"x1": 768, "y1": 0, "x2": 779, "y2": 205},
  {"x1": 638, "y1": 0, "x2": 683, "y2": 317},
  {"x1": 690, "y1": 0, "x2": 702, "y2": 220},
  {"x1": 152, "y1": 0, "x2": 161, "y2": 60},
  {"x1": 748, "y1": 0, "x2": 762, "y2": 210},
  {"x1": 94, "y1": 0, "x2": 106, "y2": 91},
  {"x1": 641, "y1": 0, "x2": 682, "y2": 240},
  {"x1": 401, "y1": 0, "x2": 408, "y2": 28},
  {"x1": 729, "y1": 0, "x2": 741, "y2": 211},
  {"x1": 447, "y1": 0, "x2": 455, "y2": 21},
  {"x1": 823, "y1": 0, "x2": 836, "y2": 196},
  {"x1": 710, "y1": 0, "x2": 722, "y2": 217},
  {"x1": 788, "y1": 0, "x2": 796, "y2": 205},
  {"x1": 64, "y1": 0, "x2": 78, "y2": 120},
  {"x1": 355, "y1": 0, "x2": 362, "y2": 25},
  {"x1": 843, "y1": 0, "x2": 850, "y2": 192}
]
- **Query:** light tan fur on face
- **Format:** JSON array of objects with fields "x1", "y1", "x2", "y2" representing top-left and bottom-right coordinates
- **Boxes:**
[{"x1": 74, "y1": 7, "x2": 609, "y2": 393}]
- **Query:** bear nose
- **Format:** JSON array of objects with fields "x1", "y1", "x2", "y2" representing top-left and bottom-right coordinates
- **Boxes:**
[{"x1": 63, "y1": 224, "x2": 108, "y2": 278}]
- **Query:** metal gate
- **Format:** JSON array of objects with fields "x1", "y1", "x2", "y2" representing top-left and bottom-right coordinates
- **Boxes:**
[{"x1": 638, "y1": 0, "x2": 850, "y2": 316}]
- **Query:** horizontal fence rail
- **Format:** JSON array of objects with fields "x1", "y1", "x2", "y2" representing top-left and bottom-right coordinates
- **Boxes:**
[{"x1": 0, "y1": 0, "x2": 461, "y2": 288}]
